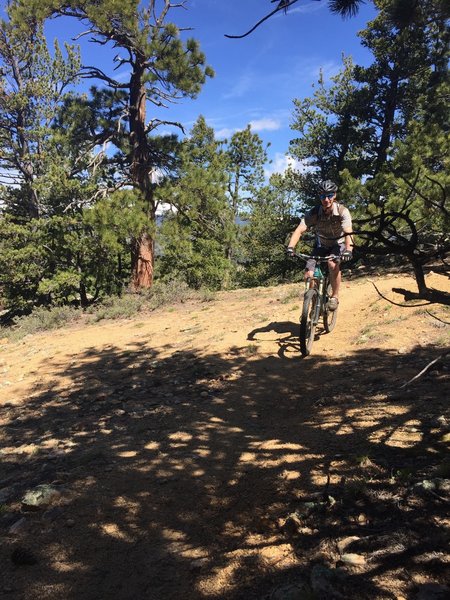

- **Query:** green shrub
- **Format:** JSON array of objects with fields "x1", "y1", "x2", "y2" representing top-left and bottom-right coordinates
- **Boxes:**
[
  {"x1": 279, "y1": 287, "x2": 301, "y2": 304},
  {"x1": 87, "y1": 279, "x2": 214, "y2": 321},
  {"x1": 1, "y1": 279, "x2": 217, "y2": 340},
  {"x1": 147, "y1": 279, "x2": 193, "y2": 309},
  {"x1": 37, "y1": 270, "x2": 81, "y2": 305},
  {"x1": 87, "y1": 294, "x2": 145, "y2": 322},
  {"x1": 4, "y1": 305, "x2": 80, "y2": 341},
  {"x1": 197, "y1": 288, "x2": 216, "y2": 303}
]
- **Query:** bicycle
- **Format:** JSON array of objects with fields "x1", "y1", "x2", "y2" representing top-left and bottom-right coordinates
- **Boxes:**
[{"x1": 290, "y1": 252, "x2": 340, "y2": 356}]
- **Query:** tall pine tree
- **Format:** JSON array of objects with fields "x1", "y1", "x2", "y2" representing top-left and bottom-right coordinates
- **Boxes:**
[{"x1": 15, "y1": 0, "x2": 214, "y2": 289}]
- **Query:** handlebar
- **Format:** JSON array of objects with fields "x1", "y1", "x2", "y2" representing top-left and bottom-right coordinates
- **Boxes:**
[{"x1": 289, "y1": 251, "x2": 340, "y2": 262}]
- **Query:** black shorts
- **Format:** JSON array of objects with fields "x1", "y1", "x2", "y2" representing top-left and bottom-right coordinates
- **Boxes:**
[{"x1": 305, "y1": 243, "x2": 345, "y2": 272}]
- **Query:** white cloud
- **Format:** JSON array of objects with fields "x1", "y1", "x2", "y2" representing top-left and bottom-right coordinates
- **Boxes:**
[
  {"x1": 287, "y1": 2, "x2": 326, "y2": 16},
  {"x1": 223, "y1": 74, "x2": 253, "y2": 99},
  {"x1": 282, "y1": 57, "x2": 342, "y2": 91},
  {"x1": 215, "y1": 116, "x2": 282, "y2": 138},
  {"x1": 114, "y1": 68, "x2": 132, "y2": 82},
  {"x1": 249, "y1": 118, "x2": 281, "y2": 132},
  {"x1": 264, "y1": 153, "x2": 311, "y2": 178},
  {"x1": 312, "y1": 60, "x2": 342, "y2": 82},
  {"x1": 215, "y1": 126, "x2": 240, "y2": 139},
  {"x1": 212, "y1": 109, "x2": 287, "y2": 139}
]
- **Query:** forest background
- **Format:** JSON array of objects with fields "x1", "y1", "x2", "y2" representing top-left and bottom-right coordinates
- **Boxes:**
[{"x1": 0, "y1": 0, "x2": 448, "y2": 325}]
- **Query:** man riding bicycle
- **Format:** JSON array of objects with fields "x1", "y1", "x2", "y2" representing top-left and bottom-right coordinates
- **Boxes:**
[{"x1": 286, "y1": 180, "x2": 353, "y2": 311}]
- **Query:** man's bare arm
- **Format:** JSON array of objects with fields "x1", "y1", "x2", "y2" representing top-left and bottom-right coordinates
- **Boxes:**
[
  {"x1": 287, "y1": 221, "x2": 307, "y2": 249},
  {"x1": 343, "y1": 229, "x2": 354, "y2": 252}
]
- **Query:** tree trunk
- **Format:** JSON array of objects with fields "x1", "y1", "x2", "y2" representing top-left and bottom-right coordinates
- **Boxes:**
[
  {"x1": 336, "y1": 112, "x2": 351, "y2": 174},
  {"x1": 79, "y1": 281, "x2": 89, "y2": 308},
  {"x1": 374, "y1": 71, "x2": 399, "y2": 175},
  {"x1": 129, "y1": 62, "x2": 156, "y2": 289},
  {"x1": 409, "y1": 254, "x2": 428, "y2": 295},
  {"x1": 117, "y1": 252, "x2": 123, "y2": 294},
  {"x1": 131, "y1": 232, "x2": 154, "y2": 290}
]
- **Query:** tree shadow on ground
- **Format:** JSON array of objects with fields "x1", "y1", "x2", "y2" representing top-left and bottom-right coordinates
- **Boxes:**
[
  {"x1": 391, "y1": 287, "x2": 450, "y2": 306},
  {"x1": 0, "y1": 333, "x2": 449, "y2": 599}
]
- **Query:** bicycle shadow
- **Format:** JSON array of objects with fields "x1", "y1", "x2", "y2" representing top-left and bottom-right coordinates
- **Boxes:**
[{"x1": 247, "y1": 320, "x2": 326, "y2": 359}]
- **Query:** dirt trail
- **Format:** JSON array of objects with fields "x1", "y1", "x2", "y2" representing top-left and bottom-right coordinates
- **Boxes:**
[{"x1": 0, "y1": 271, "x2": 449, "y2": 599}]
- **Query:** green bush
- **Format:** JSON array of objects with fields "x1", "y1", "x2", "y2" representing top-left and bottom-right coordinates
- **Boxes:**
[
  {"x1": 37, "y1": 270, "x2": 81, "y2": 305},
  {"x1": 147, "y1": 279, "x2": 193, "y2": 308},
  {"x1": 87, "y1": 294, "x2": 146, "y2": 322},
  {"x1": 87, "y1": 279, "x2": 215, "y2": 322},
  {"x1": 1, "y1": 279, "x2": 216, "y2": 340},
  {"x1": 4, "y1": 305, "x2": 80, "y2": 341}
]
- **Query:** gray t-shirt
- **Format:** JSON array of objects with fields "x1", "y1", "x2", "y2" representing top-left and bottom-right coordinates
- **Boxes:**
[{"x1": 301, "y1": 202, "x2": 352, "y2": 247}]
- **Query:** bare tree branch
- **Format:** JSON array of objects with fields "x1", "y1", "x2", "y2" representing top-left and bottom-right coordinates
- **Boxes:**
[
  {"x1": 145, "y1": 119, "x2": 184, "y2": 134},
  {"x1": 425, "y1": 310, "x2": 450, "y2": 325},
  {"x1": 398, "y1": 170, "x2": 449, "y2": 218},
  {"x1": 79, "y1": 66, "x2": 130, "y2": 89},
  {"x1": 225, "y1": 0, "x2": 301, "y2": 39},
  {"x1": 425, "y1": 174, "x2": 449, "y2": 215},
  {"x1": 157, "y1": 0, "x2": 172, "y2": 28},
  {"x1": 72, "y1": 29, "x2": 96, "y2": 41},
  {"x1": 399, "y1": 349, "x2": 450, "y2": 389}
]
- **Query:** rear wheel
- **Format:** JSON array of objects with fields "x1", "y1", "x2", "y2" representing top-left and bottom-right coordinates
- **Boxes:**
[
  {"x1": 323, "y1": 281, "x2": 338, "y2": 333},
  {"x1": 300, "y1": 289, "x2": 318, "y2": 356}
]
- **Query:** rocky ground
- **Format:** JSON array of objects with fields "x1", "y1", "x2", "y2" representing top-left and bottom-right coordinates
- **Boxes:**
[{"x1": 0, "y1": 269, "x2": 449, "y2": 599}]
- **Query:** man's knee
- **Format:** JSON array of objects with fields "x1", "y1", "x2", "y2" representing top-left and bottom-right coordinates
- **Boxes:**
[{"x1": 328, "y1": 260, "x2": 340, "y2": 272}]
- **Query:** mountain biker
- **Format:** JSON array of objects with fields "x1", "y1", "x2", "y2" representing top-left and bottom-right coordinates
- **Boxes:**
[{"x1": 286, "y1": 180, "x2": 353, "y2": 310}]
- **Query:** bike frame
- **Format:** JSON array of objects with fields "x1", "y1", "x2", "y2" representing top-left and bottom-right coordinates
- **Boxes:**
[
  {"x1": 308, "y1": 263, "x2": 331, "y2": 321},
  {"x1": 295, "y1": 251, "x2": 339, "y2": 307},
  {"x1": 290, "y1": 251, "x2": 340, "y2": 355}
]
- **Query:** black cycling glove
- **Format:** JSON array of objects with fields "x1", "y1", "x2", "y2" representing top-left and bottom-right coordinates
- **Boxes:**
[{"x1": 341, "y1": 250, "x2": 353, "y2": 262}]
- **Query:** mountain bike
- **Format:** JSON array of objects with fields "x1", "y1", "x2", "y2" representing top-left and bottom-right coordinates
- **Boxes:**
[{"x1": 290, "y1": 252, "x2": 339, "y2": 356}]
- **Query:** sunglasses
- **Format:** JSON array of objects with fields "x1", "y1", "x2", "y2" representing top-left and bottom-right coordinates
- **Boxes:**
[{"x1": 320, "y1": 193, "x2": 335, "y2": 200}]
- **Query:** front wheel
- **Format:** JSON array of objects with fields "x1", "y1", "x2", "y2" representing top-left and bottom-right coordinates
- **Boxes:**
[
  {"x1": 323, "y1": 281, "x2": 338, "y2": 333},
  {"x1": 300, "y1": 289, "x2": 319, "y2": 356}
]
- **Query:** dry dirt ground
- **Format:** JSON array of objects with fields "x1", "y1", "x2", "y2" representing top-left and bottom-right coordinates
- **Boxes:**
[{"x1": 0, "y1": 270, "x2": 449, "y2": 600}]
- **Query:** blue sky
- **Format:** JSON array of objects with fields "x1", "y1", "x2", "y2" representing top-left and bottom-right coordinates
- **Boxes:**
[{"x1": 37, "y1": 1, "x2": 376, "y2": 176}]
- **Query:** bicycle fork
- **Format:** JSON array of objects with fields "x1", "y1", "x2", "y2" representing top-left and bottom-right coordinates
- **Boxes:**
[
  {"x1": 305, "y1": 278, "x2": 324, "y2": 326},
  {"x1": 313, "y1": 288, "x2": 322, "y2": 325}
]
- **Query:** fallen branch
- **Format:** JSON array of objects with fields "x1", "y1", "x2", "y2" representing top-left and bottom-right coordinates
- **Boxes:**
[
  {"x1": 425, "y1": 487, "x2": 449, "y2": 504},
  {"x1": 369, "y1": 280, "x2": 430, "y2": 307},
  {"x1": 399, "y1": 349, "x2": 450, "y2": 389},
  {"x1": 426, "y1": 310, "x2": 450, "y2": 325}
]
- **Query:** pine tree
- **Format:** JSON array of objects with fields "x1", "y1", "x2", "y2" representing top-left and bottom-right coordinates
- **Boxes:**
[
  {"x1": 156, "y1": 116, "x2": 230, "y2": 289},
  {"x1": 0, "y1": 16, "x2": 80, "y2": 218},
  {"x1": 224, "y1": 126, "x2": 268, "y2": 269},
  {"x1": 0, "y1": 10, "x2": 111, "y2": 311},
  {"x1": 240, "y1": 168, "x2": 302, "y2": 287},
  {"x1": 288, "y1": 0, "x2": 449, "y2": 293},
  {"x1": 15, "y1": 0, "x2": 214, "y2": 289},
  {"x1": 290, "y1": 56, "x2": 371, "y2": 183}
]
